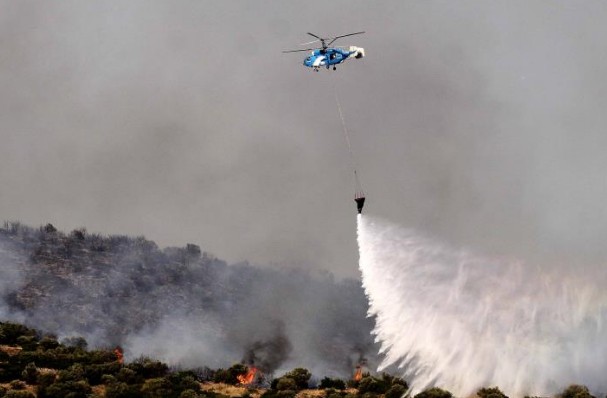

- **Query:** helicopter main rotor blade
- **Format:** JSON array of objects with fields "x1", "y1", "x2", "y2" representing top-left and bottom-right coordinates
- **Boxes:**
[
  {"x1": 300, "y1": 39, "x2": 320, "y2": 46},
  {"x1": 282, "y1": 48, "x2": 318, "y2": 53},
  {"x1": 307, "y1": 32, "x2": 323, "y2": 40},
  {"x1": 327, "y1": 31, "x2": 365, "y2": 46}
]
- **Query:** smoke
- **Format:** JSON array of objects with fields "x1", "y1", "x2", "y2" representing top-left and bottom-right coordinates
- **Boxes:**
[
  {"x1": 357, "y1": 214, "x2": 607, "y2": 397},
  {"x1": 0, "y1": 222, "x2": 376, "y2": 378},
  {"x1": 0, "y1": 231, "x2": 26, "y2": 320},
  {"x1": 241, "y1": 321, "x2": 293, "y2": 374}
]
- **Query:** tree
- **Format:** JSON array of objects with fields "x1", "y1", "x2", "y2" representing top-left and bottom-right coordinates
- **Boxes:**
[
  {"x1": 477, "y1": 387, "x2": 508, "y2": 398},
  {"x1": 385, "y1": 384, "x2": 407, "y2": 398},
  {"x1": 282, "y1": 368, "x2": 311, "y2": 390},
  {"x1": 414, "y1": 387, "x2": 453, "y2": 398},
  {"x1": 558, "y1": 385, "x2": 595, "y2": 398},
  {"x1": 276, "y1": 378, "x2": 297, "y2": 391},
  {"x1": 319, "y1": 377, "x2": 346, "y2": 390},
  {"x1": 21, "y1": 363, "x2": 38, "y2": 385},
  {"x1": 213, "y1": 364, "x2": 248, "y2": 385}
]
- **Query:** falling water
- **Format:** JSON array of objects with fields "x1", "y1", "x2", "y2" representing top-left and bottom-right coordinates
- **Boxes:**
[{"x1": 357, "y1": 215, "x2": 607, "y2": 397}]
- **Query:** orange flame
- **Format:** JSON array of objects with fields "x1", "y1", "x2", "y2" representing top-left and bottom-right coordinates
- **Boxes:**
[
  {"x1": 237, "y1": 366, "x2": 258, "y2": 385},
  {"x1": 353, "y1": 365, "x2": 363, "y2": 381},
  {"x1": 114, "y1": 346, "x2": 124, "y2": 364}
]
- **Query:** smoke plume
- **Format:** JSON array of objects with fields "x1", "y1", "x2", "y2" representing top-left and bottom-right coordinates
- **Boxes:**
[
  {"x1": 358, "y1": 214, "x2": 607, "y2": 397},
  {"x1": 0, "y1": 222, "x2": 376, "y2": 378}
]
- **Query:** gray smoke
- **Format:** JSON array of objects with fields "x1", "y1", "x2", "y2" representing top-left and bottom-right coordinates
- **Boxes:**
[
  {"x1": 2, "y1": 2, "x2": 605, "y2": 279},
  {"x1": 241, "y1": 321, "x2": 292, "y2": 374},
  {"x1": 0, "y1": 222, "x2": 376, "y2": 378}
]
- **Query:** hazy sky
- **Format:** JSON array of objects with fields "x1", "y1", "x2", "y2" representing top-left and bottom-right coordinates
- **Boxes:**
[{"x1": 1, "y1": 1, "x2": 607, "y2": 276}]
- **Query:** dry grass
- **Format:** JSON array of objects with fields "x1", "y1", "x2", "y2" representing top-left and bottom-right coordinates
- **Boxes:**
[
  {"x1": 0, "y1": 345, "x2": 22, "y2": 356},
  {"x1": 201, "y1": 382, "x2": 263, "y2": 398},
  {"x1": 0, "y1": 382, "x2": 37, "y2": 395},
  {"x1": 296, "y1": 389, "x2": 327, "y2": 398}
]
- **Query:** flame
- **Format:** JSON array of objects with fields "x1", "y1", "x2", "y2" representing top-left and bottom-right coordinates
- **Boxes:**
[
  {"x1": 114, "y1": 346, "x2": 124, "y2": 364},
  {"x1": 237, "y1": 366, "x2": 258, "y2": 385},
  {"x1": 353, "y1": 365, "x2": 363, "y2": 381}
]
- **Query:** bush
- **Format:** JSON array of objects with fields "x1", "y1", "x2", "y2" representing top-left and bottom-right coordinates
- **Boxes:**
[
  {"x1": 213, "y1": 364, "x2": 248, "y2": 385},
  {"x1": 558, "y1": 385, "x2": 595, "y2": 398},
  {"x1": 57, "y1": 364, "x2": 85, "y2": 383},
  {"x1": 282, "y1": 368, "x2": 311, "y2": 390},
  {"x1": 38, "y1": 337, "x2": 59, "y2": 351},
  {"x1": 180, "y1": 390, "x2": 201, "y2": 398},
  {"x1": 414, "y1": 387, "x2": 453, "y2": 398},
  {"x1": 477, "y1": 387, "x2": 508, "y2": 398},
  {"x1": 385, "y1": 384, "x2": 407, "y2": 398},
  {"x1": 5, "y1": 391, "x2": 35, "y2": 398},
  {"x1": 141, "y1": 377, "x2": 172, "y2": 398},
  {"x1": 325, "y1": 388, "x2": 346, "y2": 398},
  {"x1": 276, "y1": 392, "x2": 297, "y2": 398},
  {"x1": 116, "y1": 368, "x2": 142, "y2": 385},
  {"x1": 276, "y1": 378, "x2": 297, "y2": 391},
  {"x1": 357, "y1": 377, "x2": 387, "y2": 395},
  {"x1": 105, "y1": 381, "x2": 141, "y2": 398},
  {"x1": 8, "y1": 381, "x2": 26, "y2": 390},
  {"x1": 15, "y1": 336, "x2": 38, "y2": 352},
  {"x1": 40, "y1": 380, "x2": 92, "y2": 398},
  {"x1": 61, "y1": 337, "x2": 88, "y2": 351},
  {"x1": 84, "y1": 362, "x2": 122, "y2": 385},
  {"x1": 319, "y1": 377, "x2": 346, "y2": 390},
  {"x1": 127, "y1": 357, "x2": 169, "y2": 380},
  {"x1": 0, "y1": 386, "x2": 7, "y2": 398},
  {"x1": 21, "y1": 363, "x2": 38, "y2": 385}
]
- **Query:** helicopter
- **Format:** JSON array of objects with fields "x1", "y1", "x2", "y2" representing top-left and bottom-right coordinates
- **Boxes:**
[{"x1": 282, "y1": 31, "x2": 365, "y2": 71}]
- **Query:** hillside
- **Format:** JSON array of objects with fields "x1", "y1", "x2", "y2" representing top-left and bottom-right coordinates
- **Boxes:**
[{"x1": 0, "y1": 222, "x2": 375, "y2": 377}]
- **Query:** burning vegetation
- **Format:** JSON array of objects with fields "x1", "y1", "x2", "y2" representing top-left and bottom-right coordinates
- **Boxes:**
[
  {"x1": 114, "y1": 346, "x2": 124, "y2": 364},
  {"x1": 0, "y1": 321, "x2": 595, "y2": 398},
  {"x1": 236, "y1": 366, "x2": 258, "y2": 385}
]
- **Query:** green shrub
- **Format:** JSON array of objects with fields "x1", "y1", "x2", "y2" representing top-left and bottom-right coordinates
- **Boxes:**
[
  {"x1": 8, "y1": 381, "x2": 26, "y2": 390},
  {"x1": 0, "y1": 323, "x2": 37, "y2": 345},
  {"x1": 319, "y1": 377, "x2": 346, "y2": 390},
  {"x1": 21, "y1": 362, "x2": 38, "y2": 384},
  {"x1": 60, "y1": 337, "x2": 88, "y2": 351},
  {"x1": 325, "y1": 388, "x2": 346, "y2": 398},
  {"x1": 38, "y1": 380, "x2": 92, "y2": 398},
  {"x1": 116, "y1": 368, "x2": 142, "y2": 385},
  {"x1": 39, "y1": 337, "x2": 60, "y2": 351},
  {"x1": 126, "y1": 357, "x2": 169, "y2": 379},
  {"x1": 15, "y1": 336, "x2": 38, "y2": 352},
  {"x1": 385, "y1": 384, "x2": 407, "y2": 398},
  {"x1": 276, "y1": 391, "x2": 297, "y2": 398},
  {"x1": 477, "y1": 387, "x2": 508, "y2": 398},
  {"x1": 558, "y1": 385, "x2": 595, "y2": 398},
  {"x1": 141, "y1": 377, "x2": 172, "y2": 398},
  {"x1": 414, "y1": 387, "x2": 453, "y2": 398},
  {"x1": 276, "y1": 378, "x2": 297, "y2": 391},
  {"x1": 281, "y1": 368, "x2": 311, "y2": 390},
  {"x1": 5, "y1": 391, "x2": 35, "y2": 398},
  {"x1": 213, "y1": 364, "x2": 248, "y2": 385},
  {"x1": 84, "y1": 362, "x2": 122, "y2": 385},
  {"x1": 180, "y1": 390, "x2": 201, "y2": 398},
  {"x1": 105, "y1": 381, "x2": 141, "y2": 398},
  {"x1": 0, "y1": 386, "x2": 7, "y2": 397}
]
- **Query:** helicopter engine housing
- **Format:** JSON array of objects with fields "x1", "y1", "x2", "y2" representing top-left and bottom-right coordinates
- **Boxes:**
[{"x1": 349, "y1": 46, "x2": 365, "y2": 59}]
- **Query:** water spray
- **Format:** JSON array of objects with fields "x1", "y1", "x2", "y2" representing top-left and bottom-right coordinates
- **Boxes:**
[{"x1": 357, "y1": 215, "x2": 607, "y2": 397}]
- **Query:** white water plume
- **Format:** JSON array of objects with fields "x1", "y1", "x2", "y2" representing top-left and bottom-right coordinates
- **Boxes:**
[{"x1": 357, "y1": 215, "x2": 607, "y2": 397}]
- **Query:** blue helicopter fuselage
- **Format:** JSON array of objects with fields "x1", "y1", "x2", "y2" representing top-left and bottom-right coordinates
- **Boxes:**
[{"x1": 303, "y1": 48, "x2": 356, "y2": 69}]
